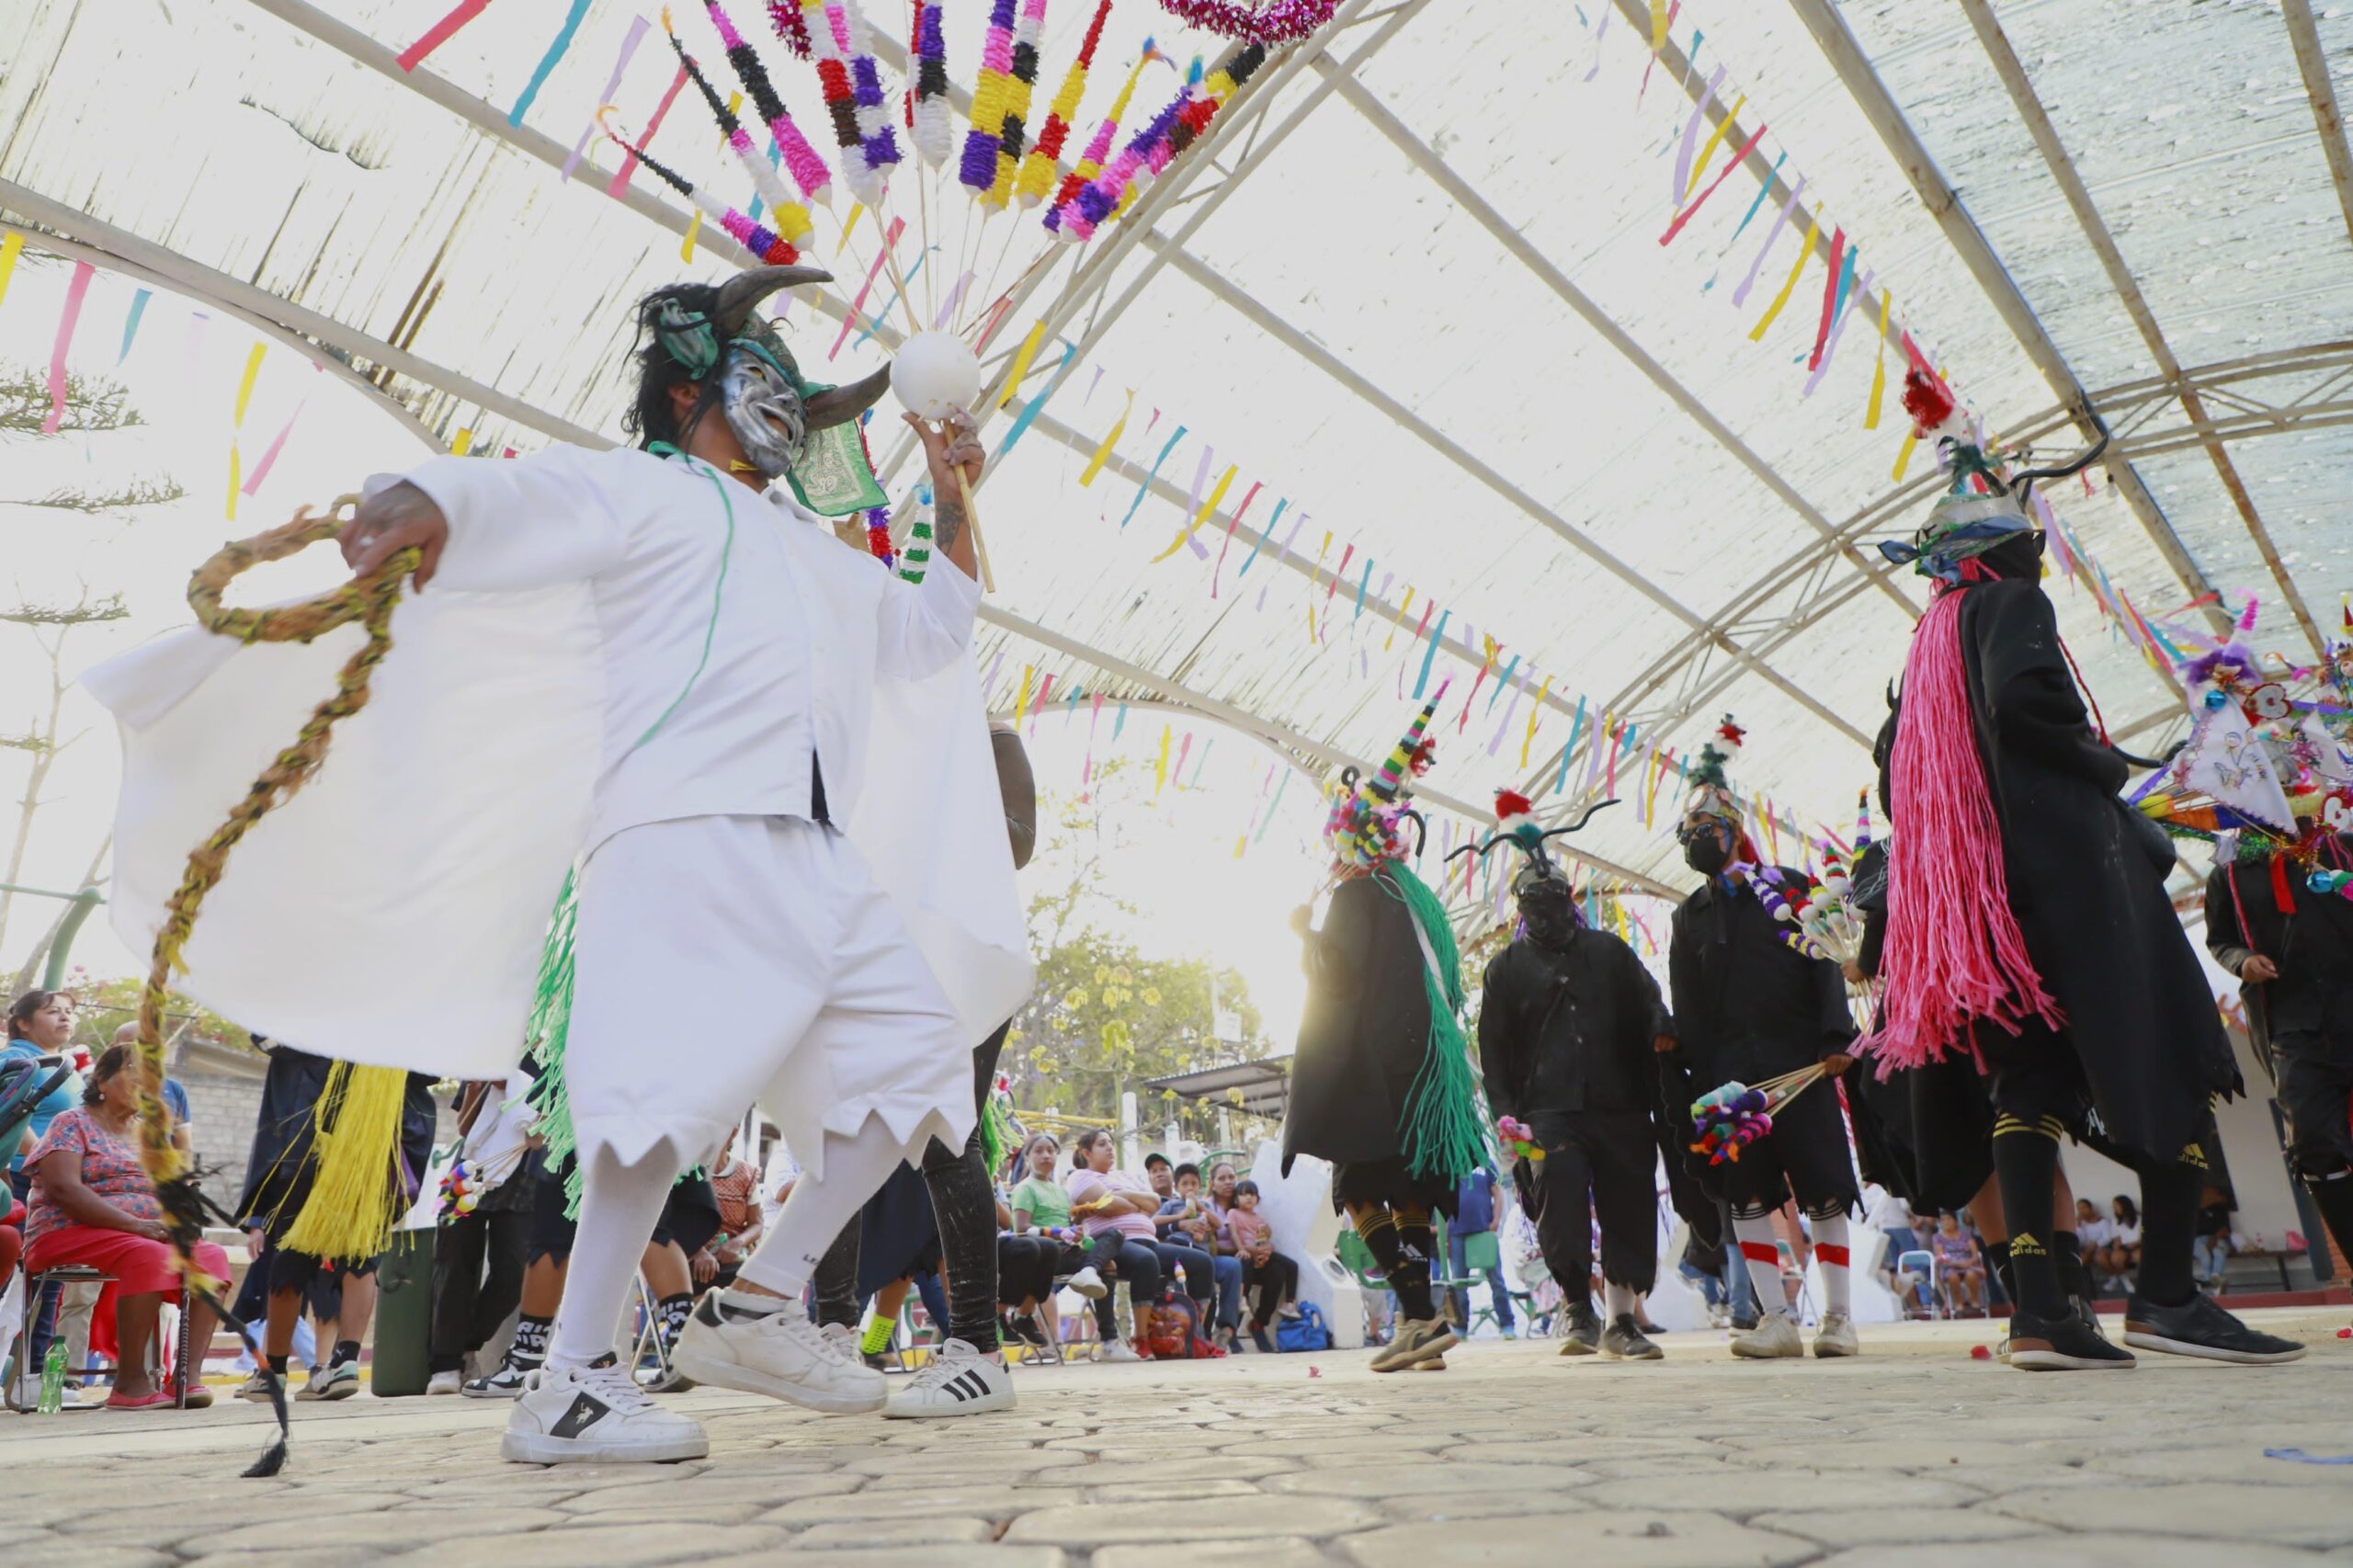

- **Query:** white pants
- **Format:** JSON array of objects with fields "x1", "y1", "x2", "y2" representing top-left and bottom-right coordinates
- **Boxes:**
[{"x1": 566, "y1": 813, "x2": 973, "y2": 1182}]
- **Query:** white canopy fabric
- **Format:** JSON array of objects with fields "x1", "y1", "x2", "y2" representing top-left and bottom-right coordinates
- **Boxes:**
[{"x1": 3, "y1": 0, "x2": 2347, "y2": 910}]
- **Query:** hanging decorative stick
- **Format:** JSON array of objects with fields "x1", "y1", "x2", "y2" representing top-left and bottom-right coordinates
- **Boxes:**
[
  {"x1": 603, "y1": 114, "x2": 804, "y2": 264},
  {"x1": 1020, "y1": 0, "x2": 1111, "y2": 208},
  {"x1": 562, "y1": 17, "x2": 650, "y2": 181},
  {"x1": 665, "y1": 13, "x2": 815, "y2": 248},
  {"x1": 837, "y1": 0, "x2": 904, "y2": 203},
  {"x1": 609, "y1": 64, "x2": 693, "y2": 199},
  {"x1": 961, "y1": 0, "x2": 1021, "y2": 194},
  {"x1": 1154, "y1": 0, "x2": 1335, "y2": 42},
  {"x1": 708, "y1": 0, "x2": 834, "y2": 204},
  {"x1": 767, "y1": 0, "x2": 813, "y2": 53},
  {"x1": 1047, "y1": 40, "x2": 1155, "y2": 232},
  {"x1": 983, "y1": 0, "x2": 1051, "y2": 207},
  {"x1": 910, "y1": 0, "x2": 955, "y2": 165}
]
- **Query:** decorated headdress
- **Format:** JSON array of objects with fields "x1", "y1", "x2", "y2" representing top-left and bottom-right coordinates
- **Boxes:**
[
  {"x1": 1321, "y1": 698, "x2": 1438, "y2": 875},
  {"x1": 1446, "y1": 789, "x2": 1620, "y2": 892},
  {"x1": 1876, "y1": 369, "x2": 2110, "y2": 584},
  {"x1": 1681, "y1": 714, "x2": 1745, "y2": 824}
]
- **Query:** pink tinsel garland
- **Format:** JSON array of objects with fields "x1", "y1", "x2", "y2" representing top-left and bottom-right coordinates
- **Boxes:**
[
  {"x1": 1865, "y1": 585, "x2": 2064, "y2": 1074},
  {"x1": 1154, "y1": 0, "x2": 1335, "y2": 42}
]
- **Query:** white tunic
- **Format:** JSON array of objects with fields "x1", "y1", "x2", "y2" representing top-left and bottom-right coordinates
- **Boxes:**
[{"x1": 83, "y1": 445, "x2": 1032, "y2": 1096}]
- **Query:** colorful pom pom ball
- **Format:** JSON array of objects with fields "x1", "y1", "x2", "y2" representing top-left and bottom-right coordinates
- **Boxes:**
[{"x1": 891, "y1": 330, "x2": 983, "y2": 422}]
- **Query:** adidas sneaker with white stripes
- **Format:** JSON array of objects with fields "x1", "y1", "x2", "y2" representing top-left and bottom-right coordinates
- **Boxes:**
[{"x1": 883, "y1": 1338, "x2": 1016, "y2": 1419}]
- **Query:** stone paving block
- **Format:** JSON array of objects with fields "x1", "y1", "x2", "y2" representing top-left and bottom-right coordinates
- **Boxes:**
[
  {"x1": 556, "y1": 1471, "x2": 848, "y2": 1510},
  {"x1": 792, "y1": 1515, "x2": 997, "y2": 1548},
  {"x1": 1077, "y1": 1479, "x2": 1270, "y2": 1505},
  {"x1": 1009, "y1": 1453, "x2": 1298, "y2": 1486},
  {"x1": 1371, "y1": 1493, "x2": 1592, "y2": 1525},
  {"x1": 390, "y1": 1523, "x2": 792, "y2": 1568},
  {"x1": 1983, "y1": 1482, "x2": 2353, "y2": 1548},
  {"x1": 1342, "y1": 1508, "x2": 1817, "y2": 1568},
  {"x1": 845, "y1": 1447, "x2": 1086, "y2": 1476},
  {"x1": 1763, "y1": 1437, "x2": 2078, "y2": 1470},
  {"x1": 0, "y1": 1540, "x2": 172, "y2": 1568},
  {"x1": 1816, "y1": 1539, "x2": 2339, "y2": 1568},
  {"x1": 1006, "y1": 1494, "x2": 1381, "y2": 1546},
  {"x1": 763, "y1": 1485, "x2": 1047, "y2": 1526},
  {"x1": 1436, "y1": 1439, "x2": 1705, "y2": 1467},
  {"x1": 2085, "y1": 1440, "x2": 2353, "y2": 1485},
  {"x1": 1578, "y1": 1468, "x2": 1981, "y2": 1513},
  {"x1": 1267, "y1": 1461, "x2": 1579, "y2": 1498},
  {"x1": 701, "y1": 1550, "x2": 1067, "y2": 1568},
  {"x1": 199, "y1": 1506, "x2": 568, "y2": 1553},
  {"x1": 1752, "y1": 1508, "x2": 2055, "y2": 1546},
  {"x1": 1094, "y1": 1538, "x2": 1340, "y2": 1568}
]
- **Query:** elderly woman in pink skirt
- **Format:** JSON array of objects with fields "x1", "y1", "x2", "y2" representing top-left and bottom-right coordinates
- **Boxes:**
[{"x1": 24, "y1": 1044, "x2": 228, "y2": 1408}]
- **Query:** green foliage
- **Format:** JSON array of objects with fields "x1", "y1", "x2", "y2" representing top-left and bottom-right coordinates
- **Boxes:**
[
  {"x1": 0, "y1": 366, "x2": 145, "y2": 434},
  {"x1": 62, "y1": 969, "x2": 250, "y2": 1060}
]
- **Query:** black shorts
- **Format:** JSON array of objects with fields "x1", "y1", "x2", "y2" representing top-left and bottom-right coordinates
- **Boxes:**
[
  {"x1": 267, "y1": 1246, "x2": 378, "y2": 1321},
  {"x1": 1330, "y1": 1157, "x2": 1460, "y2": 1219},
  {"x1": 652, "y1": 1177, "x2": 723, "y2": 1258},
  {"x1": 526, "y1": 1156, "x2": 578, "y2": 1266},
  {"x1": 2274, "y1": 1032, "x2": 2353, "y2": 1178},
  {"x1": 1723, "y1": 1076, "x2": 1859, "y2": 1217}
]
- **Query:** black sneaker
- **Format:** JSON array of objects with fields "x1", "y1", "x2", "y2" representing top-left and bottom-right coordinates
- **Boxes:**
[
  {"x1": 1556, "y1": 1301, "x2": 1602, "y2": 1357},
  {"x1": 2007, "y1": 1309, "x2": 2136, "y2": 1371},
  {"x1": 1600, "y1": 1313, "x2": 1663, "y2": 1360},
  {"x1": 2124, "y1": 1292, "x2": 2308, "y2": 1365}
]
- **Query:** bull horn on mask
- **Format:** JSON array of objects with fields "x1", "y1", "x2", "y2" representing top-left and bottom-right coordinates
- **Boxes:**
[
  {"x1": 713, "y1": 265, "x2": 834, "y2": 336},
  {"x1": 802, "y1": 365, "x2": 893, "y2": 431}
]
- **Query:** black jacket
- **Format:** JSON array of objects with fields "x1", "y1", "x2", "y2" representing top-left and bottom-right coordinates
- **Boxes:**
[
  {"x1": 1952, "y1": 579, "x2": 2237, "y2": 1161},
  {"x1": 1667, "y1": 869, "x2": 1856, "y2": 1090},
  {"x1": 1281, "y1": 866, "x2": 1433, "y2": 1173},
  {"x1": 1478, "y1": 927, "x2": 1672, "y2": 1123},
  {"x1": 2204, "y1": 836, "x2": 2353, "y2": 1068}
]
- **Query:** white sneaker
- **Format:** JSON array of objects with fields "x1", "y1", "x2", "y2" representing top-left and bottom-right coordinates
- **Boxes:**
[
  {"x1": 501, "y1": 1362, "x2": 708, "y2": 1465},
  {"x1": 1730, "y1": 1309, "x2": 1804, "y2": 1359},
  {"x1": 883, "y1": 1339, "x2": 1015, "y2": 1419},
  {"x1": 1065, "y1": 1266, "x2": 1108, "y2": 1300},
  {"x1": 1813, "y1": 1310, "x2": 1859, "y2": 1358},
  {"x1": 297, "y1": 1360, "x2": 359, "y2": 1401},
  {"x1": 464, "y1": 1357, "x2": 537, "y2": 1399},
  {"x1": 426, "y1": 1369, "x2": 463, "y2": 1396},
  {"x1": 1099, "y1": 1340, "x2": 1143, "y2": 1364},
  {"x1": 672, "y1": 1293, "x2": 887, "y2": 1415}
]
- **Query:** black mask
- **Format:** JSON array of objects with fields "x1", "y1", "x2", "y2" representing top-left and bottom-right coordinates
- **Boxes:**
[
  {"x1": 1684, "y1": 832, "x2": 1732, "y2": 875},
  {"x1": 1976, "y1": 529, "x2": 2046, "y2": 582},
  {"x1": 1517, "y1": 878, "x2": 1577, "y2": 951}
]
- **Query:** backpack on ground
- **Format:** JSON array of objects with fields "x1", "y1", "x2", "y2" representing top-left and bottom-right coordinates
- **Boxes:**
[{"x1": 1274, "y1": 1301, "x2": 1333, "y2": 1352}]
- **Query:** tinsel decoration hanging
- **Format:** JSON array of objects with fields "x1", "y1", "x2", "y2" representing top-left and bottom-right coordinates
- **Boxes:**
[
  {"x1": 1055, "y1": 66, "x2": 1192, "y2": 238},
  {"x1": 800, "y1": 1, "x2": 868, "y2": 175},
  {"x1": 841, "y1": 0, "x2": 904, "y2": 199},
  {"x1": 983, "y1": 0, "x2": 1052, "y2": 208},
  {"x1": 1154, "y1": 0, "x2": 1336, "y2": 43},
  {"x1": 766, "y1": 0, "x2": 813, "y2": 53},
  {"x1": 1018, "y1": 0, "x2": 1111, "y2": 208},
  {"x1": 1045, "y1": 38, "x2": 1155, "y2": 231},
  {"x1": 706, "y1": 0, "x2": 834, "y2": 204},
  {"x1": 664, "y1": 11, "x2": 815, "y2": 248}
]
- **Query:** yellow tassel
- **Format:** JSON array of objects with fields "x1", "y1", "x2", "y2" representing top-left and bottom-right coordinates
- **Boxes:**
[{"x1": 279, "y1": 1062, "x2": 412, "y2": 1262}]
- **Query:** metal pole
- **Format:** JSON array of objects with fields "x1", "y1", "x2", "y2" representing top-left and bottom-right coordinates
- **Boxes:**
[{"x1": 43, "y1": 890, "x2": 103, "y2": 992}]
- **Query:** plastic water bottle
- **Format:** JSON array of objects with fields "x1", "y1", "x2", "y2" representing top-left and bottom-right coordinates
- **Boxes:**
[{"x1": 38, "y1": 1341, "x2": 65, "y2": 1414}]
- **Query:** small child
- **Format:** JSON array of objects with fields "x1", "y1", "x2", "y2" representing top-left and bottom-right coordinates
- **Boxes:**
[{"x1": 1227, "y1": 1180, "x2": 1302, "y2": 1330}]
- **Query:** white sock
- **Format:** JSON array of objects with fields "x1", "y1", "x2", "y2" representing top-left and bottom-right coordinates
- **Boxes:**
[
  {"x1": 546, "y1": 1146, "x2": 679, "y2": 1373},
  {"x1": 1603, "y1": 1282, "x2": 1639, "y2": 1321},
  {"x1": 1732, "y1": 1215, "x2": 1788, "y2": 1316},
  {"x1": 1811, "y1": 1212, "x2": 1852, "y2": 1316},
  {"x1": 735, "y1": 1114, "x2": 915, "y2": 1301}
]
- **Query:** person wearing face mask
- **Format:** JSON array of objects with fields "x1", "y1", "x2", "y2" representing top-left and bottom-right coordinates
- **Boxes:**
[
  {"x1": 1664, "y1": 719, "x2": 1864, "y2": 1360},
  {"x1": 1472, "y1": 792, "x2": 1677, "y2": 1360}
]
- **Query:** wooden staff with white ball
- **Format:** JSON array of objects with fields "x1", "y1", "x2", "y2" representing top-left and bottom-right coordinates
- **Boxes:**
[{"x1": 892, "y1": 331, "x2": 996, "y2": 592}]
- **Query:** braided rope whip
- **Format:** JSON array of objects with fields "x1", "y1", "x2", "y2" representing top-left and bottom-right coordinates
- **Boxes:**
[{"x1": 134, "y1": 497, "x2": 421, "y2": 1476}]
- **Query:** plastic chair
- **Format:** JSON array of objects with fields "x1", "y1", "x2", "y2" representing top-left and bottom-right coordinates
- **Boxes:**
[
  {"x1": 1438, "y1": 1230, "x2": 1507, "y2": 1338},
  {"x1": 1894, "y1": 1249, "x2": 1938, "y2": 1319},
  {"x1": 7, "y1": 1264, "x2": 189, "y2": 1412}
]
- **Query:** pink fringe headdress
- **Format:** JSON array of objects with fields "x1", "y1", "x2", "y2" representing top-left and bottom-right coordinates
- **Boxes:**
[{"x1": 1865, "y1": 584, "x2": 2064, "y2": 1074}]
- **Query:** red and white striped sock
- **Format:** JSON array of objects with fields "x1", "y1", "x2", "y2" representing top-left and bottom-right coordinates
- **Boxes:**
[
  {"x1": 1812, "y1": 1213, "x2": 1853, "y2": 1316},
  {"x1": 1733, "y1": 1216, "x2": 1786, "y2": 1313}
]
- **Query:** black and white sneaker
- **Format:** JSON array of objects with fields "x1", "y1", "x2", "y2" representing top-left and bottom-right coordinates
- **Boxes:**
[
  {"x1": 2007, "y1": 1309, "x2": 2136, "y2": 1371},
  {"x1": 883, "y1": 1338, "x2": 1016, "y2": 1419},
  {"x1": 501, "y1": 1361, "x2": 708, "y2": 1464},
  {"x1": 1600, "y1": 1313, "x2": 1664, "y2": 1360},
  {"x1": 2125, "y1": 1292, "x2": 2308, "y2": 1365},
  {"x1": 463, "y1": 1355, "x2": 540, "y2": 1399},
  {"x1": 673, "y1": 1291, "x2": 888, "y2": 1414},
  {"x1": 1555, "y1": 1301, "x2": 1602, "y2": 1357}
]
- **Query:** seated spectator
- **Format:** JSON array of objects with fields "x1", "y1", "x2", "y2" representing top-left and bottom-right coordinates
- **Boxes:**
[
  {"x1": 22, "y1": 1044, "x2": 229, "y2": 1408},
  {"x1": 6, "y1": 989, "x2": 83, "y2": 1398},
  {"x1": 1008, "y1": 1131, "x2": 1106, "y2": 1349},
  {"x1": 1929, "y1": 1211, "x2": 1984, "y2": 1315},
  {"x1": 2074, "y1": 1197, "x2": 2114, "y2": 1259},
  {"x1": 1160, "y1": 1162, "x2": 1244, "y2": 1349},
  {"x1": 108, "y1": 1023, "x2": 191, "y2": 1158},
  {"x1": 2192, "y1": 1183, "x2": 2234, "y2": 1294},
  {"x1": 1063, "y1": 1129, "x2": 1168, "y2": 1360},
  {"x1": 707, "y1": 1131, "x2": 764, "y2": 1290},
  {"x1": 2096, "y1": 1195, "x2": 2141, "y2": 1293},
  {"x1": 1225, "y1": 1179, "x2": 1301, "y2": 1345}
]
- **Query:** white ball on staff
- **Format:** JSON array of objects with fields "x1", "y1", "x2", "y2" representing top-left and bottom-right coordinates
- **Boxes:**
[{"x1": 891, "y1": 330, "x2": 982, "y2": 423}]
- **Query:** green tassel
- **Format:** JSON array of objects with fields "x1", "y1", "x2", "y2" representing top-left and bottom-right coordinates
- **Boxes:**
[
  {"x1": 1380, "y1": 864, "x2": 1490, "y2": 1182},
  {"x1": 524, "y1": 867, "x2": 585, "y2": 1219},
  {"x1": 979, "y1": 1093, "x2": 1009, "y2": 1182}
]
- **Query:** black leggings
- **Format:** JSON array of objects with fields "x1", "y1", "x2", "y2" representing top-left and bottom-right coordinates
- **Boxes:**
[
  {"x1": 1089, "y1": 1238, "x2": 1165, "y2": 1335},
  {"x1": 1241, "y1": 1251, "x2": 1299, "y2": 1326},
  {"x1": 813, "y1": 1025, "x2": 1012, "y2": 1350},
  {"x1": 996, "y1": 1233, "x2": 1059, "y2": 1308}
]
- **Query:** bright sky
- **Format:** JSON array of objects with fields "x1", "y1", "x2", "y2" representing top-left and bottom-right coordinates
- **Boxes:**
[{"x1": 0, "y1": 246, "x2": 1334, "y2": 1045}]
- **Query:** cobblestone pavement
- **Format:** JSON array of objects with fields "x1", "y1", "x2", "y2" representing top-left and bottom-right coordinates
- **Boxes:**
[{"x1": 8, "y1": 1310, "x2": 2349, "y2": 1567}]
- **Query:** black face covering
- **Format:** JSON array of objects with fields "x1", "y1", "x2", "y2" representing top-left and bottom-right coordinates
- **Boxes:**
[
  {"x1": 1977, "y1": 528, "x2": 2046, "y2": 582},
  {"x1": 1517, "y1": 876, "x2": 1577, "y2": 951},
  {"x1": 1683, "y1": 830, "x2": 1733, "y2": 876}
]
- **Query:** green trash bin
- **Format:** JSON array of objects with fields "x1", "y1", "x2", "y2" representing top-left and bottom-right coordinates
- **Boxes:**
[{"x1": 368, "y1": 1228, "x2": 434, "y2": 1398}]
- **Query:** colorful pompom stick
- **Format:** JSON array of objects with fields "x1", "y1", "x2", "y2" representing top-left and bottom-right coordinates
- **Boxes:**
[
  {"x1": 910, "y1": 0, "x2": 955, "y2": 165},
  {"x1": 1045, "y1": 39, "x2": 1154, "y2": 233},
  {"x1": 664, "y1": 11, "x2": 814, "y2": 248},
  {"x1": 842, "y1": 0, "x2": 903, "y2": 198},
  {"x1": 961, "y1": 0, "x2": 1020, "y2": 195},
  {"x1": 983, "y1": 0, "x2": 1052, "y2": 208},
  {"x1": 603, "y1": 112, "x2": 801, "y2": 264},
  {"x1": 707, "y1": 0, "x2": 834, "y2": 205},
  {"x1": 1019, "y1": 0, "x2": 1110, "y2": 209}
]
